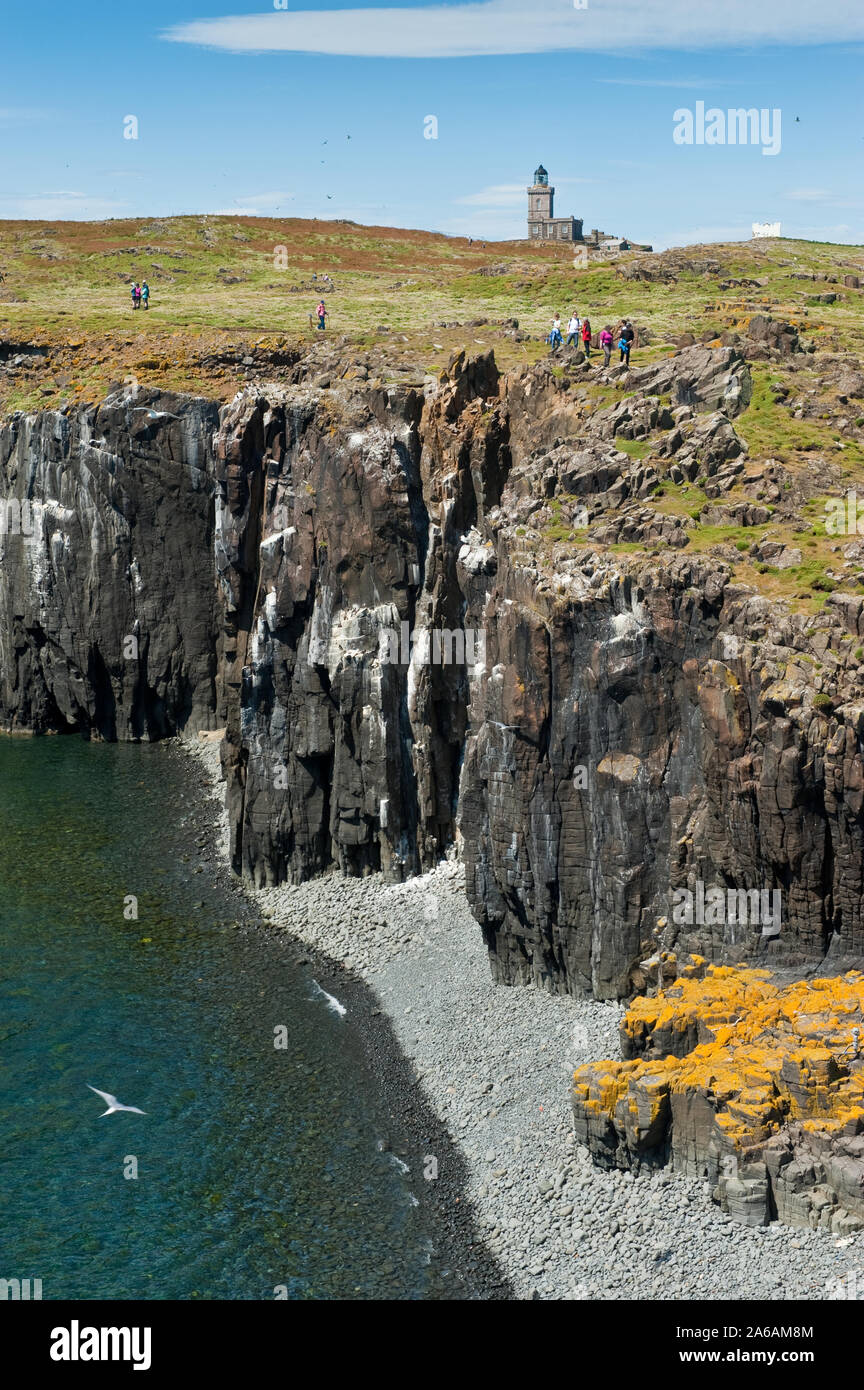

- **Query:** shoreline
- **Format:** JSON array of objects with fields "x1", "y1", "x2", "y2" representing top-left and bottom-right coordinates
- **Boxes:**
[{"x1": 179, "y1": 734, "x2": 864, "y2": 1301}]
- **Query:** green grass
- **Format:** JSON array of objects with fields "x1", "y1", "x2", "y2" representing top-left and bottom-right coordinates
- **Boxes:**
[
  {"x1": 651, "y1": 483, "x2": 711, "y2": 517},
  {"x1": 2, "y1": 219, "x2": 861, "y2": 394},
  {"x1": 4, "y1": 217, "x2": 864, "y2": 621},
  {"x1": 789, "y1": 557, "x2": 838, "y2": 591},
  {"x1": 737, "y1": 366, "x2": 864, "y2": 470},
  {"x1": 543, "y1": 522, "x2": 575, "y2": 543},
  {"x1": 613, "y1": 437, "x2": 653, "y2": 460},
  {"x1": 689, "y1": 523, "x2": 765, "y2": 549}
]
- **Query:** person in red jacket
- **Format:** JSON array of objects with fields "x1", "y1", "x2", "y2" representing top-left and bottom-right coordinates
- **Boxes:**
[{"x1": 581, "y1": 317, "x2": 592, "y2": 359}]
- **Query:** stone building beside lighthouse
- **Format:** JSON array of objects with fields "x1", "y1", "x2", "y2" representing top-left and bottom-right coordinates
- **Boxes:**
[
  {"x1": 527, "y1": 165, "x2": 583, "y2": 242},
  {"x1": 526, "y1": 163, "x2": 652, "y2": 252}
]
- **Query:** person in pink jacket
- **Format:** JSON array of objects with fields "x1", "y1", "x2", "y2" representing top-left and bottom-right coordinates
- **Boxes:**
[{"x1": 600, "y1": 325, "x2": 614, "y2": 366}]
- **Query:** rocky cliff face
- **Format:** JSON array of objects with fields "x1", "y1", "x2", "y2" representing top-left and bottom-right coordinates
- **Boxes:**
[
  {"x1": 2, "y1": 344, "x2": 863, "y2": 998},
  {"x1": 572, "y1": 961, "x2": 864, "y2": 1232},
  {"x1": 0, "y1": 391, "x2": 222, "y2": 739}
]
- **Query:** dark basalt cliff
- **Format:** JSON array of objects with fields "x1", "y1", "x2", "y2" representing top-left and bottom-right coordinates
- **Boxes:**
[
  {"x1": 0, "y1": 396, "x2": 221, "y2": 739},
  {"x1": 2, "y1": 346, "x2": 863, "y2": 998}
]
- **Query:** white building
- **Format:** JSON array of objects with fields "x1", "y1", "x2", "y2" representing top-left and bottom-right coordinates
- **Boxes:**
[{"x1": 752, "y1": 221, "x2": 781, "y2": 239}]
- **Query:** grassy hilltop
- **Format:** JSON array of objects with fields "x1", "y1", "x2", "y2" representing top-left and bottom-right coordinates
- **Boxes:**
[
  {"x1": 2, "y1": 213, "x2": 864, "y2": 617},
  {"x1": 0, "y1": 213, "x2": 583, "y2": 407},
  {"x1": 0, "y1": 212, "x2": 862, "y2": 402}
]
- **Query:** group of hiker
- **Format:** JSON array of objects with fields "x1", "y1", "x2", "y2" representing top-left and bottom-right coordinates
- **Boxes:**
[
  {"x1": 130, "y1": 281, "x2": 150, "y2": 311},
  {"x1": 122, "y1": 282, "x2": 634, "y2": 362},
  {"x1": 549, "y1": 311, "x2": 635, "y2": 366},
  {"x1": 121, "y1": 277, "x2": 632, "y2": 362},
  {"x1": 308, "y1": 301, "x2": 634, "y2": 350}
]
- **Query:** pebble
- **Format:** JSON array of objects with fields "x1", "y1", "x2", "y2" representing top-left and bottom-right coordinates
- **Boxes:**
[{"x1": 182, "y1": 734, "x2": 864, "y2": 1302}]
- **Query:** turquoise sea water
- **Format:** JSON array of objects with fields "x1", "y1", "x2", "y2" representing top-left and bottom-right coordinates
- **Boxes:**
[{"x1": 0, "y1": 738, "x2": 437, "y2": 1299}]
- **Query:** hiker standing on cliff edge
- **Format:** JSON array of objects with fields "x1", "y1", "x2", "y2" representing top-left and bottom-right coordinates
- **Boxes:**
[{"x1": 619, "y1": 319, "x2": 635, "y2": 366}]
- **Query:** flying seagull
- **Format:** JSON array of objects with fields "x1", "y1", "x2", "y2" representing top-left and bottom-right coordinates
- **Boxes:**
[{"x1": 87, "y1": 1084, "x2": 147, "y2": 1116}]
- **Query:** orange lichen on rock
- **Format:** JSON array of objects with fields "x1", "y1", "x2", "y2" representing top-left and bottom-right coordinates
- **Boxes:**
[
  {"x1": 572, "y1": 963, "x2": 864, "y2": 1230},
  {"x1": 619, "y1": 963, "x2": 778, "y2": 1060}
]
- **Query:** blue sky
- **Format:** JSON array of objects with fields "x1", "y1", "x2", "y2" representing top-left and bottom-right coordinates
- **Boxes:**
[{"x1": 1, "y1": 0, "x2": 862, "y2": 249}]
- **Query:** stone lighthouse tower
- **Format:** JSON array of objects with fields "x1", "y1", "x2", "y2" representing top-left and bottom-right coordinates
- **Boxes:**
[
  {"x1": 527, "y1": 164, "x2": 554, "y2": 221},
  {"x1": 526, "y1": 163, "x2": 583, "y2": 241}
]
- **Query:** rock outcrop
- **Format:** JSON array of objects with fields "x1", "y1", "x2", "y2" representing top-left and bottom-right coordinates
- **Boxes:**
[
  {"x1": 572, "y1": 962, "x2": 864, "y2": 1230},
  {"x1": 0, "y1": 390, "x2": 221, "y2": 738},
  {"x1": 212, "y1": 378, "x2": 436, "y2": 885},
  {"x1": 1, "y1": 344, "x2": 864, "y2": 999}
]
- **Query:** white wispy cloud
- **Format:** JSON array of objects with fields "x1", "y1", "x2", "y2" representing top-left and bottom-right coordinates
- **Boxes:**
[
  {"x1": 595, "y1": 77, "x2": 741, "y2": 88},
  {"x1": 456, "y1": 177, "x2": 594, "y2": 208},
  {"x1": 0, "y1": 106, "x2": 53, "y2": 122},
  {"x1": 658, "y1": 223, "x2": 753, "y2": 249},
  {"x1": 437, "y1": 209, "x2": 526, "y2": 239},
  {"x1": 791, "y1": 222, "x2": 853, "y2": 238},
  {"x1": 212, "y1": 192, "x2": 295, "y2": 215},
  {"x1": 455, "y1": 184, "x2": 526, "y2": 208},
  {"x1": 663, "y1": 215, "x2": 859, "y2": 249},
  {"x1": 783, "y1": 189, "x2": 864, "y2": 212},
  {"x1": 212, "y1": 199, "x2": 395, "y2": 219},
  {"x1": 162, "y1": 0, "x2": 864, "y2": 59},
  {"x1": 784, "y1": 188, "x2": 831, "y2": 202},
  {"x1": 234, "y1": 190, "x2": 295, "y2": 207},
  {"x1": 33, "y1": 189, "x2": 87, "y2": 199},
  {"x1": 0, "y1": 191, "x2": 127, "y2": 219}
]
